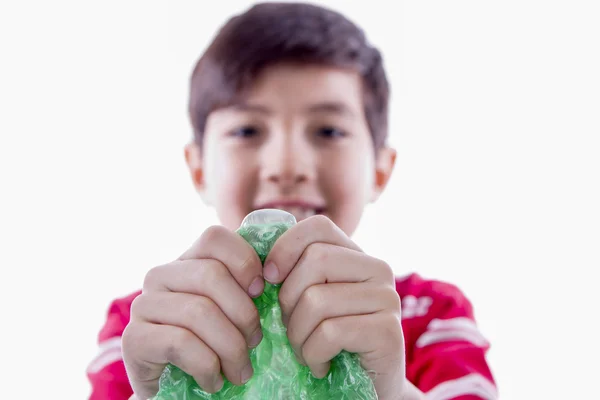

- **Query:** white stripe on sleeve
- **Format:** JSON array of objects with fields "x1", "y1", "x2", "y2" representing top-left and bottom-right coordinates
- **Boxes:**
[
  {"x1": 426, "y1": 373, "x2": 498, "y2": 400},
  {"x1": 428, "y1": 317, "x2": 481, "y2": 334},
  {"x1": 87, "y1": 337, "x2": 123, "y2": 374},
  {"x1": 416, "y1": 317, "x2": 489, "y2": 348}
]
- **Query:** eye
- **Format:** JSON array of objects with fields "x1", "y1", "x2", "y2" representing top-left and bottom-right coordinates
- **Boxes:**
[
  {"x1": 316, "y1": 126, "x2": 347, "y2": 139},
  {"x1": 231, "y1": 126, "x2": 260, "y2": 138}
]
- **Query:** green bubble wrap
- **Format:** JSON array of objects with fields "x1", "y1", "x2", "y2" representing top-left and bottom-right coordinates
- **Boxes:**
[{"x1": 152, "y1": 210, "x2": 378, "y2": 399}]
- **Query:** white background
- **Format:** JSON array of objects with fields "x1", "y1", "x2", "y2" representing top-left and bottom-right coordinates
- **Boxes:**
[{"x1": 1, "y1": 1, "x2": 599, "y2": 398}]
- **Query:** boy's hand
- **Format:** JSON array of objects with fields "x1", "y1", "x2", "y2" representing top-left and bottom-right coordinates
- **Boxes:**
[
  {"x1": 122, "y1": 226, "x2": 265, "y2": 399},
  {"x1": 264, "y1": 215, "x2": 408, "y2": 400}
]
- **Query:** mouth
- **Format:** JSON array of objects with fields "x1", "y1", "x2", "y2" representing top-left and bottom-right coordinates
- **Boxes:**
[{"x1": 254, "y1": 200, "x2": 326, "y2": 222}]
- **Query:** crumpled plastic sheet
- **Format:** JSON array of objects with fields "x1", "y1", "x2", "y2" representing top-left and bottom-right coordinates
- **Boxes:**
[{"x1": 152, "y1": 210, "x2": 377, "y2": 399}]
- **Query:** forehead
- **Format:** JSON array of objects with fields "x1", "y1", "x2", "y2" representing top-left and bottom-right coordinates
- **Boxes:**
[{"x1": 239, "y1": 64, "x2": 365, "y2": 113}]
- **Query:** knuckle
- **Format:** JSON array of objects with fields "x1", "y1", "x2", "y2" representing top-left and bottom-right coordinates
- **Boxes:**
[
  {"x1": 387, "y1": 287, "x2": 402, "y2": 313},
  {"x1": 182, "y1": 296, "x2": 215, "y2": 321},
  {"x1": 143, "y1": 264, "x2": 166, "y2": 289},
  {"x1": 374, "y1": 257, "x2": 395, "y2": 282},
  {"x1": 302, "y1": 285, "x2": 327, "y2": 314},
  {"x1": 305, "y1": 242, "x2": 329, "y2": 263},
  {"x1": 199, "y1": 225, "x2": 227, "y2": 247},
  {"x1": 129, "y1": 295, "x2": 146, "y2": 318},
  {"x1": 121, "y1": 323, "x2": 140, "y2": 357},
  {"x1": 121, "y1": 324, "x2": 153, "y2": 381},
  {"x1": 198, "y1": 259, "x2": 227, "y2": 284},
  {"x1": 308, "y1": 214, "x2": 338, "y2": 236},
  {"x1": 319, "y1": 319, "x2": 339, "y2": 345},
  {"x1": 312, "y1": 214, "x2": 335, "y2": 230}
]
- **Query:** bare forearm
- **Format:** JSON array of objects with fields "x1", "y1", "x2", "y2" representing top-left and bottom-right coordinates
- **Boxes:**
[
  {"x1": 401, "y1": 380, "x2": 426, "y2": 400},
  {"x1": 379, "y1": 378, "x2": 425, "y2": 400}
]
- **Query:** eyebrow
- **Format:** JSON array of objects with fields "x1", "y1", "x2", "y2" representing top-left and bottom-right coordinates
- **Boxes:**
[
  {"x1": 230, "y1": 101, "x2": 354, "y2": 117},
  {"x1": 306, "y1": 101, "x2": 354, "y2": 117},
  {"x1": 230, "y1": 103, "x2": 271, "y2": 114}
]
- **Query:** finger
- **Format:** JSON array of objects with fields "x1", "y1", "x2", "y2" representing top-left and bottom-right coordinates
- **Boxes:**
[
  {"x1": 286, "y1": 282, "x2": 400, "y2": 363},
  {"x1": 301, "y1": 312, "x2": 404, "y2": 393},
  {"x1": 263, "y1": 215, "x2": 361, "y2": 284},
  {"x1": 178, "y1": 225, "x2": 264, "y2": 296},
  {"x1": 122, "y1": 321, "x2": 223, "y2": 399},
  {"x1": 141, "y1": 259, "x2": 262, "y2": 347},
  {"x1": 132, "y1": 292, "x2": 255, "y2": 386},
  {"x1": 279, "y1": 244, "x2": 395, "y2": 323}
]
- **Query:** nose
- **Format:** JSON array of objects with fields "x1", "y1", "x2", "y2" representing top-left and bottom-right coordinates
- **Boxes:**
[{"x1": 261, "y1": 134, "x2": 313, "y2": 189}]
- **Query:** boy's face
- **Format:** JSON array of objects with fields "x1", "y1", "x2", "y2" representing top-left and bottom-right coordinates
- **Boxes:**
[{"x1": 185, "y1": 64, "x2": 396, "y2": 236}]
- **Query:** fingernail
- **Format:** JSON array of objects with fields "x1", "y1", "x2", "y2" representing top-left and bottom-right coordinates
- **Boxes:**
[
  {"x1": 248, "y1": 276, "x2": 264, "y2": 298},
  {"x1": 263, "y1": 262, "x2": 279, "y2": 283},
  {"x1": 241, "y1": 362, "x2": 254, "y2": 384},
  {"x1": 213, "y1": 374, "x2": 224, "y2": 392},
  {"x1": 311, "y1": 362, "x2": 330, "y2": 379},
  {"x1": 249, "y1": 328, "x2": 263, "y2": 347}
]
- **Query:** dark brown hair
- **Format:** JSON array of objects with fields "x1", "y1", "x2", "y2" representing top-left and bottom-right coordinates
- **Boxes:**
[{"x1": 189, "y1": 2, "x2": 390, "y2": 150}]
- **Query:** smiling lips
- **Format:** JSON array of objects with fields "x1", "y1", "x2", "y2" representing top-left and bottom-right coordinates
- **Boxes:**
[{"x1": 254, "y1": 200, "x2": 326, "y2": 222}]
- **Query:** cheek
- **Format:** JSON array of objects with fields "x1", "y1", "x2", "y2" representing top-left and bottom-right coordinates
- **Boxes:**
[
  {"x1": 328, "y1": 150, "x2": 373, "y2": 200},
  {"x1": 207, "y1": 150, "x2": 257, "y2": 226},
  {"x1": 322, "y1": 151, "x2": 374, "y2": 232}
]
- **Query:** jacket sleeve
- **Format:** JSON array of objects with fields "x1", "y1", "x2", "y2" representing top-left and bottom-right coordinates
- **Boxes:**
[
  {"x1": 87, "y1": 291, "x2": 140, "y2": 400},
  {"x1": 399, "y1": 275, "x2": 497, "y2": 400}
]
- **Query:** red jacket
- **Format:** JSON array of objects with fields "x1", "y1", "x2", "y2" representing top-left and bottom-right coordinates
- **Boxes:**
[{"x1": 87, "y1": 273, "x2": 497, "y2": 399}]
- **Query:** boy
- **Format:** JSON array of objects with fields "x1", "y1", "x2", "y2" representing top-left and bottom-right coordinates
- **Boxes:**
[{"x1": 87, "y1": 3, "x2": 497, "y2": 399}]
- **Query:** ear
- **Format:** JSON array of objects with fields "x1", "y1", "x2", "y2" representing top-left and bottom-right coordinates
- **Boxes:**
[
  {"x1": 370, "y1": 146, "x2": 397, "y2": 203},
  {"x1": 184, "y1": 142, "x2": 211, "y2": 205}
]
